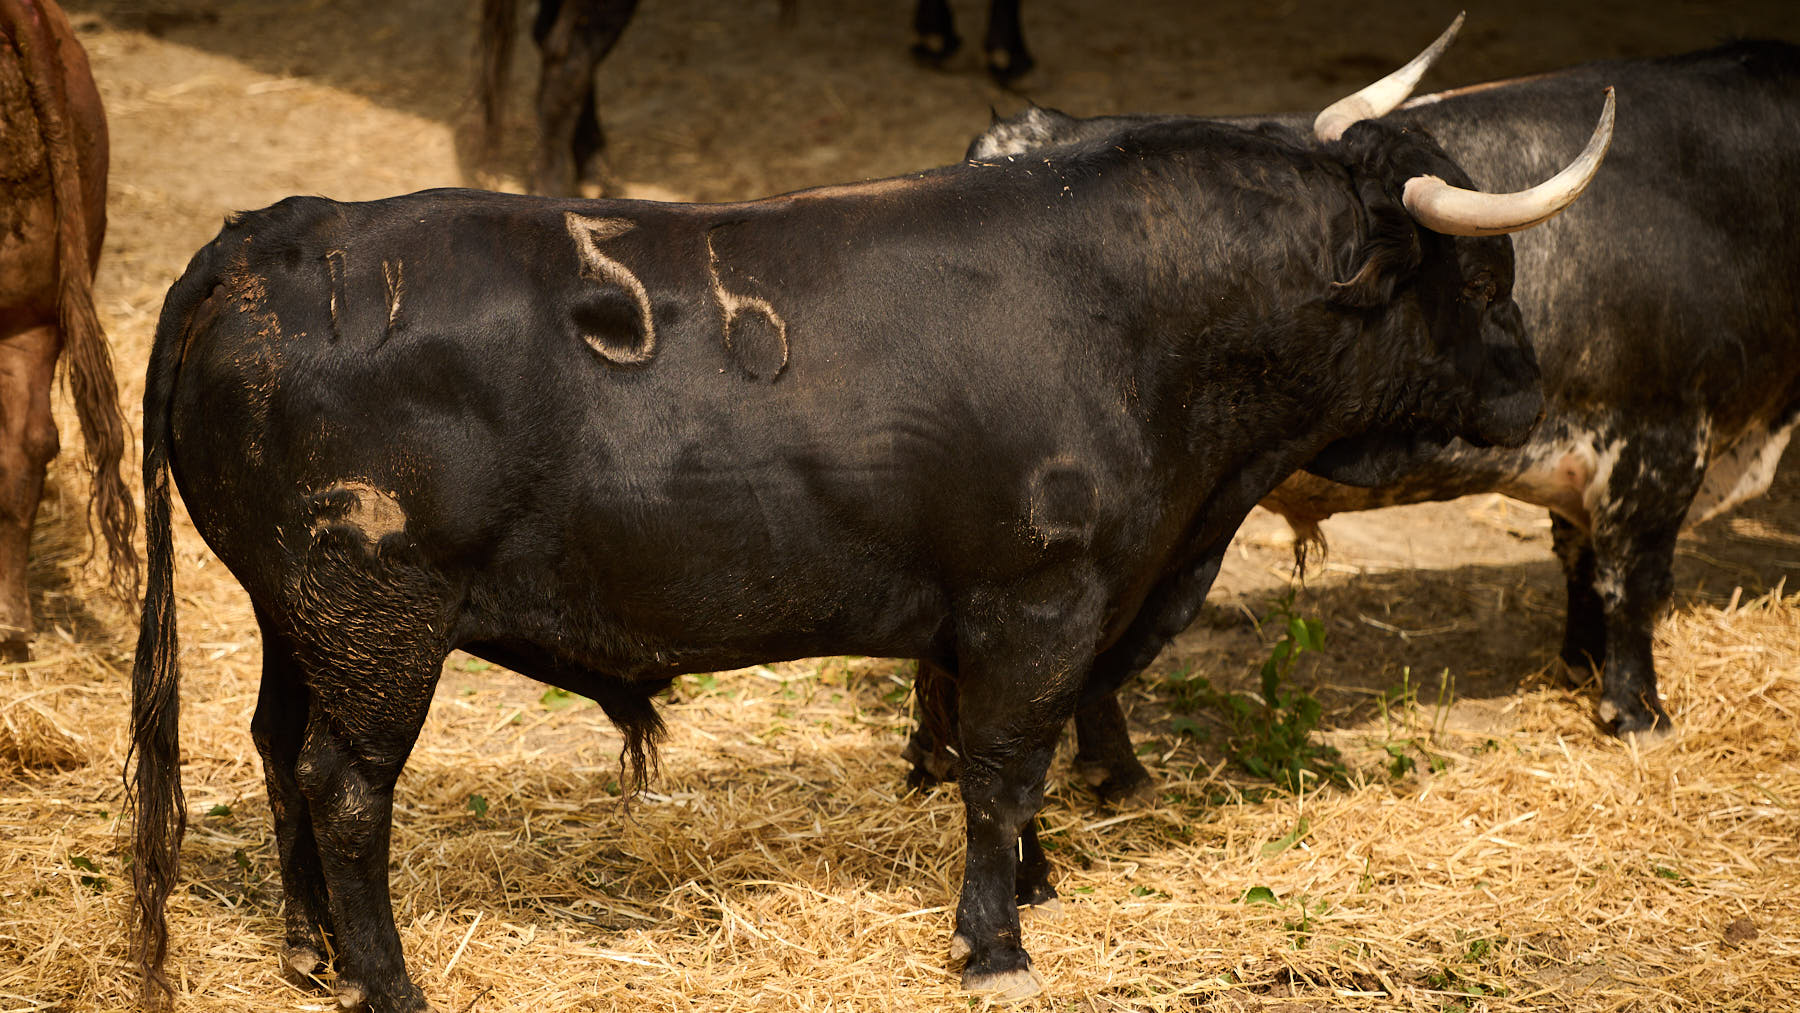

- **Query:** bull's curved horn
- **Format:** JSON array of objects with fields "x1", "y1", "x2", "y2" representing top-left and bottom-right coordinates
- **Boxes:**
[
  {"x1": 1402, "y1": 87, "x2": 1615, "y2": 237},
  {"x1": 1313, "y1": 13, "x2": 1464, "y2": 142}
]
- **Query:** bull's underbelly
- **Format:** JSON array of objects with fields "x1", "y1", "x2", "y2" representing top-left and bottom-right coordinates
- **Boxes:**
[
  {"x1": 1500, "y1": 417, "x2": 1797, "y2": 531},
  {"x1": 1262, "y1": 412, "x2": 1798, "y2": 536}
]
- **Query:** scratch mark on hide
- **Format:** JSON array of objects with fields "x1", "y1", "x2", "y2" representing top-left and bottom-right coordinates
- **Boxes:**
[
  {"x1": 382, "y1": 259, "x2": 405, "y2": 340},
  {"x1": 706, "y1": 232, "x2": 790, "y2": 381},
  {"x1": 324, "y1": 249, "x2": 347, "y2": 341},
  {"x1": 565, "y1": 212, "x2": 656, "y2": 365}
]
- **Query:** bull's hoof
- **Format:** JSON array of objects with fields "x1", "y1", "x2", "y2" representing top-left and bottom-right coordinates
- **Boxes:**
[
  {"x1": 1597, "y1": 698, "x2": 1673, "y2": 742},
  {"x1": 332, "y1": 980, "x2": 433, "y2": 1013},
  {"x1": 962, "y1": 967, "x2": 1044, "y2": 1002},
  {"x1": 1075, "y1": 756, "x2": 1153, "y2": 806},
  {"x1": 283, "y1": 944, "x2": 325, "y2": 978},
  {"x1": 910, "y1": 33, "x2": 961, "y2": 68},
  {"x1": 948, "y1": 933, "x2": 973, "y2": 963},
  {"x1": 901, "y1": 737, "x2": 959, "y2": 789},
  {"x1": 0, "y1": 638, "x2": 28, "y2": 663},
  {"x1": 985, "y1": 48, "x2": 1036, "y2": 86},
  {"x1": 1023, "y1": 896, "x2": 1063, "y2": 918},
  {"x1": 1016, "y1": 878, "x2": 1058, "y2": 909},
  {"x1": 1556, "y1": 652, "x2": 1601, "y2": 688}
]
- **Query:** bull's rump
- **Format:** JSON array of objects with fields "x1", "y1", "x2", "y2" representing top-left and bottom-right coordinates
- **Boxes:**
[{"x1": 167, "y1": 190, "x2": 1172, "y2": 679}]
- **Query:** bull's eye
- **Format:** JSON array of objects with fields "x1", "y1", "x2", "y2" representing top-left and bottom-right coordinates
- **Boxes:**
[{"x1": 1462, "y1": 273, "x2": 1498, "y2": 305}]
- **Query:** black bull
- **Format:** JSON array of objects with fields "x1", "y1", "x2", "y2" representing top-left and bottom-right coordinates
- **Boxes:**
[
  {"x1": 131, "y1": 118, "x2": 1558, "y2": 1007},
  {"x1": 911, "y1": 40, "x2": 1800, "y2": 803}
]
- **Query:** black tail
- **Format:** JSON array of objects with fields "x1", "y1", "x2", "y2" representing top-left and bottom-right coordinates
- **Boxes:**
[
  {"x1": 477, "y1": 0, "x2": 520, "y2": 154},
  {"x1": 128, "y1": 237, "x2": 228, "y2": 1007}
]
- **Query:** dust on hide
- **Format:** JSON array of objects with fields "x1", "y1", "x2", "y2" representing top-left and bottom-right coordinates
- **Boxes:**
[{"x1": 131, "y1": 100, "x2": 1555, "y2": 1011}]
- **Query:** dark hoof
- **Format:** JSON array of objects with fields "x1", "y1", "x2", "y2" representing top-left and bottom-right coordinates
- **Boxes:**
[
  {"x1": 281, "y1": 945, "x2": 327, "y2": 990},
  {"x1": 1075, "y1": 756, "x2": 1153, "y2": 806},
  {"x1": 1016, "y1": 880, "x2": 1058, "y2": 909},
  {"x1": 1598, "y1": 697, "x2": 1673, "y2": 742},
  {"x1": 331, "y1": 980, "x2": 433, "y2": 1013},
  {"x1": 0, "y1": 638, "x2": 29, "y2": 663},
  {"x1": 901, "y1": 736, "x2": 959, "y2": 789},
  {"x1": 910, "y1": 32, "x2": 961, "y2": 68},
  {"x1": 962, "y1": 967, "x2": 1043, "y2": 1001},
  {"x1": 1556, "y1": 650, "x2": 1602, "y2": 687},
  {"x1": 985, "y1": 48, "x2": 1035, "y2": 86}
]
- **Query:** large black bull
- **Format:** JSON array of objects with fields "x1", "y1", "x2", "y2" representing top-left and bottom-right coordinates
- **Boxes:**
[
  {"x1": 926, "y1": 34, "x2": 1799, "y2": 802},
  {"x1": 128, "y1": 62, "x2": 1609, "y2": 1007}
]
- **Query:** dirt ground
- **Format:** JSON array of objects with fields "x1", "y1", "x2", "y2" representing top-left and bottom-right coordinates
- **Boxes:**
[{"x1": 4, "y1": 1, "x2": 1800, "y2": 1010}]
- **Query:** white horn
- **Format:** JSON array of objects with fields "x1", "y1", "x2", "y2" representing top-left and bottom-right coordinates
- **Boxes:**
[
  {"x1": 1313, "y1": 13, "x2": 1465, "y2": 142},
  {"x1": 1402, "y1": 87, "x2": 1616, "y2": 237}
]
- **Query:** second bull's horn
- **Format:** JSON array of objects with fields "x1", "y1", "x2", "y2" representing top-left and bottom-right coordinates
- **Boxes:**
[
  {"x1": 1313, "y1": 13, "x2": 1465, "y2": 142},
  {"x1": 1402, "y1": 87, "x2": 1616, "y2": 237}
]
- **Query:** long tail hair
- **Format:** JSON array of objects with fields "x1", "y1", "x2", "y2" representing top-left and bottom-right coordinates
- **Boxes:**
[{"x1": 126, "y1": 232, "x2": 229, "y2": 1005}]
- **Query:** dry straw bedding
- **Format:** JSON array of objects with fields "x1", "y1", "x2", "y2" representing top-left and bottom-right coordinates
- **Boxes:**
[{"x1": 1, "y1": 557, "x2": 1795, "y2": 1012}]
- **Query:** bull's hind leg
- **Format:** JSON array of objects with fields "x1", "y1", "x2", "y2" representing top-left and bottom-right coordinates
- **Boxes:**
[
  {"x1": 274, "y1": 519, "x2": 453, "y2": 1012},
  {"x1": 249, "y1": 611, "x2": 336, "y2": 985},
  {"x1": 289, "y1": 643, "x2": 442, "y2": 1013},
  {"x1": 910, "y1": 0, "x2": 961, "y2": 66},
  {"x1": 0, "y1": 325, "x2": 60, "y2": 660}
]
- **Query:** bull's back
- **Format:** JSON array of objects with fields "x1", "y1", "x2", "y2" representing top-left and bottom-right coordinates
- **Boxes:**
[{"x1": 165, "y1": 189, "x2": 1163, "y2": 672}]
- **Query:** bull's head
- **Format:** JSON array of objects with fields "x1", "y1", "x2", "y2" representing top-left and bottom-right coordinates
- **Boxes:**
[
  {"x1": 965, "y1": 17, "x2": 1614, "y2": 489},
  {"x1": 1301, "y1": 17, "x2": 1613, "y2": 485}
]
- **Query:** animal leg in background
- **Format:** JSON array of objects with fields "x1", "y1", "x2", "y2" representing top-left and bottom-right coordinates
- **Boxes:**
[
  {"x1": 0, "y1": 326, "x2": 60, "y2": 660},
  {"x1": 531, "y1": 0, "x2": 638, "y2": 196},
  {"x1": 911, "y1": 0, "x2": 1032, "y2": 84}
]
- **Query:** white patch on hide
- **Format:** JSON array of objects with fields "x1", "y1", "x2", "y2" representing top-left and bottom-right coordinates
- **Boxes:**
[
  {"x1": 1497, "y1": 429, "x2": 1615, "y2": 532},
  {"x1": 968, "y1": 107, "x2": 1064, "y2": 161},
  {"x1": 1686, "y1": 417, "x2": 1797, "y2": 527}
]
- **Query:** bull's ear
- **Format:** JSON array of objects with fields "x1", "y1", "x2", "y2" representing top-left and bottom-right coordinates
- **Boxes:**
[{"x1": 1329, "y1": 188, "x2": 1421, "y2": 309}]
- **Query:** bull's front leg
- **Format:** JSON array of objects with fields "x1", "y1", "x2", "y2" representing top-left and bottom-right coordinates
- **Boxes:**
[
  {"x1": 1579, "y1": 427, "x2": 1703, "y2": 739},
  {"x1": 0, "y1": 326, "x2": 60, "y2": 661},
  {"x1": 947, "y1": 581, "x2": 1100, "y2": 999}
]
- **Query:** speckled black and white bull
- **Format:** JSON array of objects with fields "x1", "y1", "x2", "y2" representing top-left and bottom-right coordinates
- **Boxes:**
[
  {"x1": 916, "y1": 33, "x2": 1798, "y2": 802},
  {"x1": 127, "y1": 61, "x2": 1611, "y2": 1007}
]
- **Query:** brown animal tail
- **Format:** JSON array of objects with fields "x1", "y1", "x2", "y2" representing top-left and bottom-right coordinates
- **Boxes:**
[
  {"x1": 127, "y1": 233, "x2": 227, "y2": 1006},
  {"x1": 477, "y1": 0, "x2": 520, "y2": 154},
  {"x1": 1, "y1": 0, "x2": 136, "y2": 601}
]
